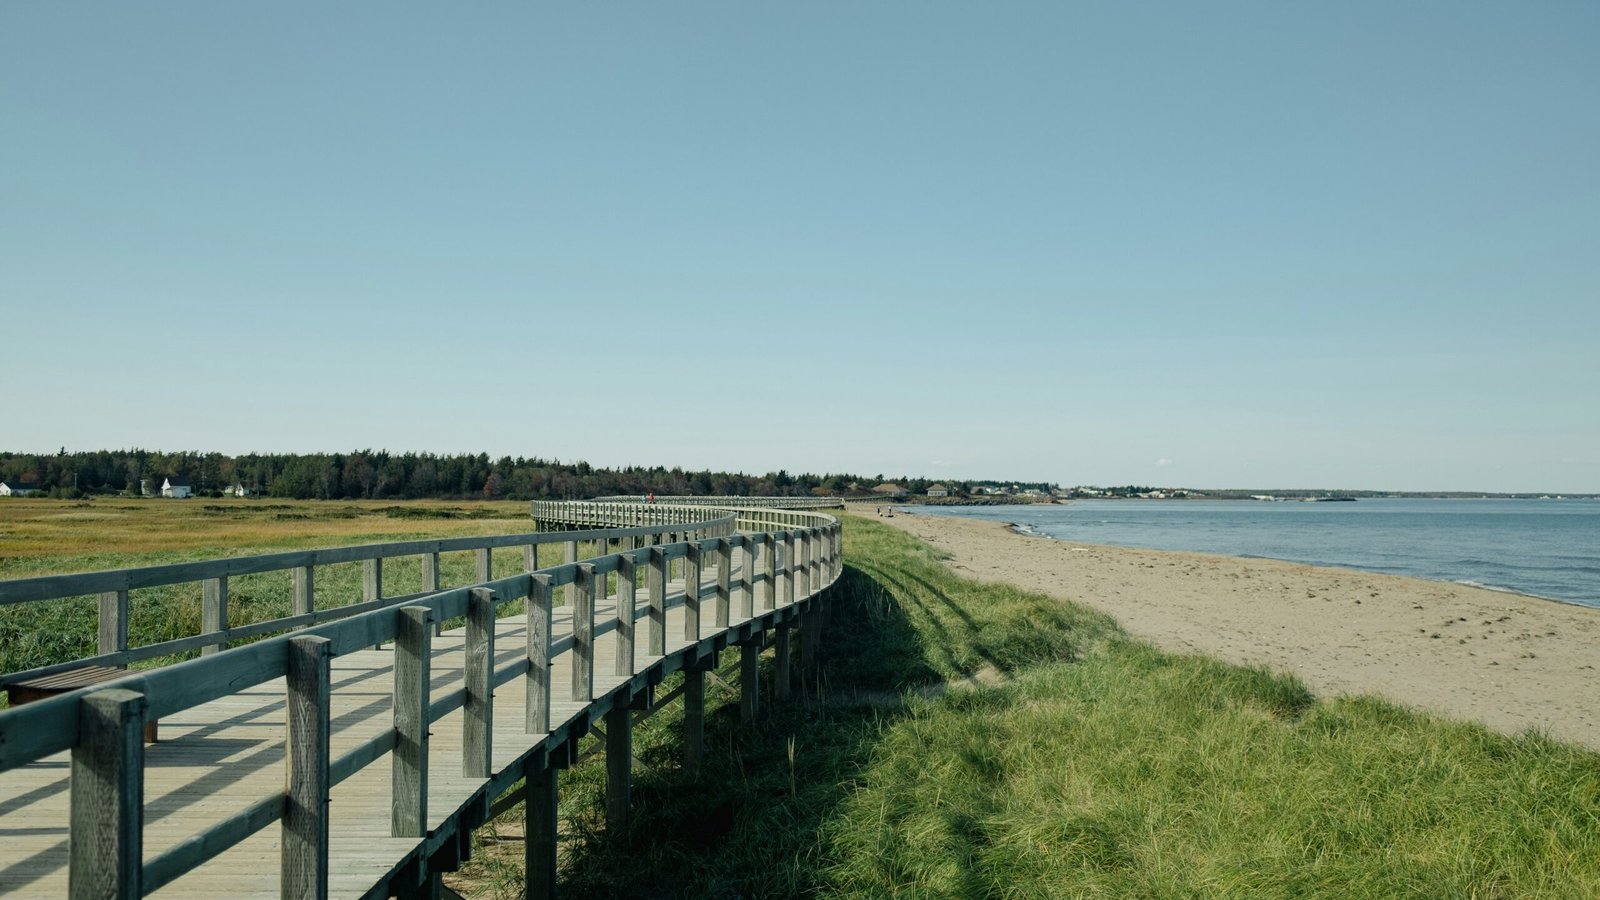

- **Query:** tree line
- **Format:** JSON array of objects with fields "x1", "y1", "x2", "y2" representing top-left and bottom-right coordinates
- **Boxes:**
[{"x1": 0, "y1": 449, "x2": 979, "y2": 502}]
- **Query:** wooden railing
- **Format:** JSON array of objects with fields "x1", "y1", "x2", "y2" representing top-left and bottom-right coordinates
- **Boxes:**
[
  {"x1": 587, "y1": 495, "x2": 845, "y2": 510},
  {"x1": 0, "y1": 502, "x2": 842, "y2": 899},
  {"x1": 0, "y1": 512, "x2": 733, "y2": 688}
]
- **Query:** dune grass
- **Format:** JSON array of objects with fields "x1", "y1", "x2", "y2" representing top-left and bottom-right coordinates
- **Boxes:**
[{"x1": 456, "y1": 513, "x2": 1600, "y2": 899}]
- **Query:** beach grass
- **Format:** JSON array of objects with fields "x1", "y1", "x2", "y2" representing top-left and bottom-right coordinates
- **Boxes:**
[{"x1": 457, "y1": 513, "x2": 1600, "y2": 898}]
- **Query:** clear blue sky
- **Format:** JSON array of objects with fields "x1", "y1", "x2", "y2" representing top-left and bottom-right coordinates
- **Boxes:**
[{"x1": 3, "y1": 3, "x2": 1596, "y2": 492}]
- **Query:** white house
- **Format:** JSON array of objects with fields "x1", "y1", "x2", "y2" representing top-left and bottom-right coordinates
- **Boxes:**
[
  {"x1": 0, "y1": 479, "x2": 42, "y2": 497},
  {"x1": 926, "y1": 484, "x2": 950, "y2": 498},
  {"x1": 224, "y1": 483, "x2": 251, "y2": 497},
  {"x1": 161, "y1": 477, "x2": 193, "y2": 499}
]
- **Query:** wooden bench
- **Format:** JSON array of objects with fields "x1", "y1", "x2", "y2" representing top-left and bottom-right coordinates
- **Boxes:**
[{"x1": 5, "y1": 666, "x2": 160, "y2": 742}]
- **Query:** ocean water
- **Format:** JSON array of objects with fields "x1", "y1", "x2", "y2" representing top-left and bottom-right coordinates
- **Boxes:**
[{"x1": 905, "y1": 498, "x2": 1600, "y2": 608}]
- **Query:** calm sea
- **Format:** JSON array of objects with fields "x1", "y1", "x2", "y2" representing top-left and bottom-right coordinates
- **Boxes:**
[{"x1": 905, "y1": 498, "x2": 1600, "y2": 609}]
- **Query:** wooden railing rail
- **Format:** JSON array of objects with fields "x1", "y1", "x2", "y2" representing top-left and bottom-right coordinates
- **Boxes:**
[
  {"x1": 0, "y1": 502, "x2": 842, "y2": 899},
  {"x1": 588, "y1": 495, "x2": 844, "y2": 510}
]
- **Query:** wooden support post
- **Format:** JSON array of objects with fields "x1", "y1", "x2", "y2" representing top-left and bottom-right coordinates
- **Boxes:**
[
  {"x1": 615, "y1": 552, "x2": 636, "y2": 676},
  {"x1": 526, "y1": 575, "x2": 551, "y2": 733},
  {"x1": 475, "y1": 547, "x2": 492, "y2": 584},
  {"x1": 775, "y1": 622, "x2": 792, "y2": 702},
  {"x1": 392, "y1": 606, "x2": 434, "y2": 837},
  {"x1": 605, "y1": 700, "x2": 632, "y2": 832},
  {"x1": 69, "y1": 688, "x2": 145, "y2": 900},
  {"x1": 524, "y1": 763, "x2": 557, "y2": 900},
  {"x1": 464, "y1": 588, "x2": 496, "y2": 778},
  {"x1": 201, "y1": 575, "x2": 228, "y2": 655},
  {"x1": 564, "y1": 540, "x2": 578, "y2": 607},
  {"x1": 801, "y1": 605, "x2": 817, "y2": 683},
  {"x1": 572, "y1": 564, "x2": 595, "y2": 702},
  {"x1": 683, "y1": 542, "x2": 702, "y2": 644},
  {"x1": 737, "y1": 539, "x2": 754, "y2": 620},
  {"x1": 292, "y1": 566, "x2": 315, "y2": 617},
  {"x1": 740, "y1": 637, "x2": 761, "y2": 722},
  {"x1": 797, "y1": 531, "x2": 811, "y2": 602},
  {"x1": 646, "y1": 548, "x2": 666, "y2": 657},
  {"x1": 781, "y1": 532, "x2": 795, "y2": 607},
  {"x1": 283, "y1": 636, "x2": 332, "y2": 900},
  {"x1": 684, "y1": 663, "x2": 705, "y2": 779},
  {"x1": 523, "y1": 544, "x2": 537, "y2": 573},
  {"x1": 422, "y1": 552, "x2": 441, "y2": 593},
  {"x1": 98, "y1": 589, "x2": 128, "y2": 660},
  {"x1": 364, "y1": 558, "x2": 383, "y2": 603},
  {"x1": 715, "y1": 538, "x2": 731, "y2": 629},
  {"x1": 763, "y1": 535, "x2": 778, "y2": 611}
]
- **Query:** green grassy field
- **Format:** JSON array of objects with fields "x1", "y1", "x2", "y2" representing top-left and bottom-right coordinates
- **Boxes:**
[
  {"x1": 456, "y1": 514, "x2": 1600, "y2": 899},
  {"x1": 6, "y1": 500, "x2": 1597, "y2": 897}
]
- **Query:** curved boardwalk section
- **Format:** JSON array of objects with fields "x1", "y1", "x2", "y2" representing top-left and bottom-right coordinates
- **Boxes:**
[{"x1": 0, "y1": 501, "x2": 841, "y2": 899}]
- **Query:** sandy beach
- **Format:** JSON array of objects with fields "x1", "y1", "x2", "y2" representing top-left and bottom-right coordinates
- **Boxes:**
[{"x1": 863, "y1": 507, "x2": 1600, "y2": 750}]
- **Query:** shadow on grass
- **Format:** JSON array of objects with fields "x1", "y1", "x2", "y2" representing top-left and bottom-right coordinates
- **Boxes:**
[{"x1": 553, "y1": 562, "x2": 939, "y2": 899}]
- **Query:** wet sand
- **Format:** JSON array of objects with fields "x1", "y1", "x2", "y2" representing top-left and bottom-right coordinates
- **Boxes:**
[{"x1": 864, "y1": 508, "x2": 1600, "y2": 750}]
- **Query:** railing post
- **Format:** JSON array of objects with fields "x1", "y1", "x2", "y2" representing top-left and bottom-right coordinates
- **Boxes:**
[
  {"x1": 292, "y1": 566, "x2": 315, "y2": 617},
  {"x1": 475, "y1": 547, "x2": 492, "y2": 583},
  {"x1": 69, "y1": 688, "x2": 145, "y2": 900},
  {"x1": 364, "y1": 558, "x2": 383, "y2": 604},
  {"x1": 797, "y1": 530, "x2": 811, "y2": 602},
  {"x1": 715, "y1": 538, "x2": 731, "y2": 629},
  {"x1": 809, "y1": 527, "x2": 821, "y2": 591},
  {"x1": 564, "y1": 540, "x2": 579, "y2": 607},
  {"x1": 422, "y1": 552, "x2": 441, "y2": 593},
  {"x1": 683, "y1": 541, "x2": 702, "y2": 643},
  {"x1": 762, "y1": 535, "x2": 777, "y2": 611},
  {"x1": 98, "y1": 589, "x2": 129, "y2": 660},
  {"x1": 283, "y1": 635, "x2": 332, "y2": 900},
  {"x1": 464, "y1": 588, "x2": 496, "y2": 778},
  {"x1": 572, "y1": 564, "x2": 595, "y2": 702},
  {"x1": 523, "y1": 544, "x2": 537, "y2": 573},
  {"x1": 201, "y1": 575, "x2": 228, "y2": 655},
  {"x1": 781, "y1": 531, "x2": 795, "y2": 606},
  {"x1": 616, "y1": 552, "x2": 636, "y2": 676},
  {"x1": 392, "y1": 605, "x2": 434, "y2": 837},
  {"x1": 526, "y1": 575, "x2": 551, "y2": 734},
  {"x1": 646, "y1": 548, "x2": 666, "y2": 657},
  {"x1": 736, "y1": 537, "x2": 754, "y2": 620}
]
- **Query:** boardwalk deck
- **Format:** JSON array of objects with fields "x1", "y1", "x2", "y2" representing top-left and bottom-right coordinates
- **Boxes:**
[{"x1": 0, "y1": 558, "x2": 801, "y2": 899}]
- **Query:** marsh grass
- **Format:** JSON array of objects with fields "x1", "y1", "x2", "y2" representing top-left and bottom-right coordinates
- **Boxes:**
[
  {"x1": 0, "y1": 497, "x2": 534, "y2": 678},
  {"x1": 454, "y1": 513, "x2": 1600, "y2": 899}
]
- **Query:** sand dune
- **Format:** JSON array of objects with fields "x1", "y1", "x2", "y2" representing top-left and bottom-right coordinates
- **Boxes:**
[{"x1": 867, "y1": 509, "x2": 1600, "y2": 750}]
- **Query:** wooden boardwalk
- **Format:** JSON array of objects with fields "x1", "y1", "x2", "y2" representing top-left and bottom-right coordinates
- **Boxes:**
[{"x1": 0, "y1": 504, "x2": 840, "y2": 899}]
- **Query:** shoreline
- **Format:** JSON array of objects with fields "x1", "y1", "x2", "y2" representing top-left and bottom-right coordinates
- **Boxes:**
[
  {"x1": 863, "y1": 509, "x2": 1600, "y2": 750},
  {"x1": 994, "y1": 518, "x2": 1573, "y2": 611}
]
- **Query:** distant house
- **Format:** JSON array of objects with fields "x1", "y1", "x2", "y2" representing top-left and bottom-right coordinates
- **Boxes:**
[
  {"x1": 224, "y1": 483, "x2": 251, "y2": 497},
  {"x1": 0, "y1": 478, "x2": 42, "y2": 497},
  {"x1": 161, "y1": 477, "x2": 193, "y2": 499},
  {"x1": 926, "y1": 484, "x2": 949, "y2": 498},
  {"x1": 871, "y1": 482, "x2": 907, "y2": 499}
]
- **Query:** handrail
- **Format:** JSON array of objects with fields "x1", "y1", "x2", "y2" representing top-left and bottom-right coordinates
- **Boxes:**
[
  {"x1": 0, "y1": 501, "x2": 843, "y2": 898},
  {"x1": 588, "y1": 495, "x2": 845, "y2": 509},
  {"x1": 0, "y1": 510, "x2": 735, "y2": 686}
]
